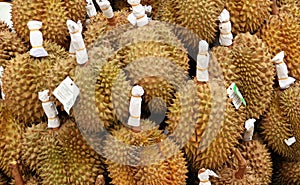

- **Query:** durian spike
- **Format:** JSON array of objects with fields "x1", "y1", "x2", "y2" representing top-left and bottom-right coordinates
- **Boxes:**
[
  {"x1": 232, "y1": 148, "x2": 247, "y2": 180},
  {"x1": 9, "y1": 162, "x2": 24, "y2": 185},
  {"x1": 272, "y1": 0, "x2": 279, "y2": 15}
]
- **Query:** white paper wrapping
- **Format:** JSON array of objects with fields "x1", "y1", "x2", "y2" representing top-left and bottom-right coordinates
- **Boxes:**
[
  {"x1": 27, "y1": 20, "x2": 48, "y2": 58},
  {"x1": 284, "y1": 137, "x2": 296, "y2": 146},
  {"x1": 218, "y1": 9, "x2": 233, "y2": 46},
  {"x1": 197, "y1": 40, "x2": 210, "y2": 82},
  {"x1": 69, "y1": 43, "x2": 76, "y2": 57},
  {"x1": 127, "y1": 0, "x2": 149, "y2": 27},
  {"x1": 243, "y1": 118, "x2": 256, "y2": 141},
  {"x1": 272, "y1": 51, "x2": 296, "y2": 89},
  {"x1": 97, "y1": 0, "x2": 114, "y2": 18},
  {"x1": 198, "y1": 168, "x2": 219, "y2": 185},
  {"x1": 67, "y1": 20, "x2": 88, "y2": 65},
  {"x1": 128, "y1": 85, "x2": 144, "y2": 127},
  {"x1": 86, "y1": 0, "x2": 97, "y2": 17},
  {"x1": 0, "y1": 66, "x2": 5, "y2": 100},
  {"x1": 38, "y1": 90, "x2": 60, "y2": 128}
]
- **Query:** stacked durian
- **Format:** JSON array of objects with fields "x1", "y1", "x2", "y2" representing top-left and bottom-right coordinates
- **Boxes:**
[
  {"x1": 1, "y1": 0, "x2": 300, "y2": 184},
  {"x1": 11, "y1": 0, "x2": 86, "y2": 47},
  {"x1": 0, "y1": 21, "x2": 28, "y2": 67}
]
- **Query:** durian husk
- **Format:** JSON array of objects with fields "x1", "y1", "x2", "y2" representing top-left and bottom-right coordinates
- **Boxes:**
[
  {"x1": 225, "y1": 0, "x2": 272, "y2": 34},
  {"x1": 211, "y1": 140, "x2": 272, "y2": 185},
  {"x1": 104, "y1": 119, "x2": 188, "y2": 185},
  {"x1": 0, "y1": 101, "x2": 27, "y2": 178},
  {"x1": 185, "y1": 82, "x2": 245, "y2": 170},
  {"x1": 257, "y1": 13, "x2": 300, "y2": 80},
  {"x1": 165, "y1": 0, "x2": 225, "y2": 49},
  {"x1": 0, "y1": 29, "x2": 29, "y2": 68},
  {"x1": 279, "y1": 82, "x2": 300, "y2": 141},
  {"x1": 260, "y1": 90, "x2": 300, "y2": 160},
  {"x1": 2, "y1": 41, "x2": 76, "y2": 124},
  {"x1": 276, "y1": 0, "x2": 298, "y2": 6},
  {"x1": 115, "y1": 41, "x2": 189, "y2": 114},
  {"x1": 0, "y1": 21, "x2": 10, "y2": 32},
  {"x1": 84, "y1": 10, "x2": 130, "y2": 48},
  {"x1": 229, "y1": 32, "x2": 274, "y2": 119},
  {"x1": 21, "y1": 119, "x2": 105, "y2": 185},
  {"x1": 11, "y1": 0, "x2": 86, "y2": 47},
  {"x1": 273, "y1": 160, "x2": 300, "y2": 185}
]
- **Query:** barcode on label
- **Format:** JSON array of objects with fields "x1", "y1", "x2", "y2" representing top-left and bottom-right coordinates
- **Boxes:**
[{"x1": 227, "y1": 83, "x2": 246, "y2": 110}]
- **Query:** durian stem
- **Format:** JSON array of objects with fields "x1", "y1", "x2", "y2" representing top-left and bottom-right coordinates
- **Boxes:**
[
  {"x1": 232, "y1": 148, "x2": 247, "y2": 180},
  {"x1": 107, "y1": 17, "x2": 116, "y2": 26},
  {"x1": 272, "y1": 0, "x2": 279, "y2": 15},
  {"x1": 95, "y1": 174, "x2": 105, "y2": 185},
  {"x1": 10, "y1": 162, "x2": 24, "y2": 185}
]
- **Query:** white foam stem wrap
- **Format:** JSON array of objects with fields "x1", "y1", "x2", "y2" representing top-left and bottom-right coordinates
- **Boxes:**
[
  {"x1": 27, "y1": 20, "x2": 48, "y2": 57},
  {"x1": 128, "y1": 85, "x2": 144, "y2": 127},
  {"x1": 86, "y1": 0, "x2": 97, "y2": 17},
  {"x1": 97, "y1": 0, "x2": 114, "y2": 18},
  {"x1": 218, "y1": 9, "x2": 233, "y2": 46},
  {"x1": 272, "y1": 51, "x2": 295, "y2": 89},
  {"x1": 67, "y1": 20, "x2": 88, "y2": 65},
  {"x1": 243, "y1": 118, "x2": 256, "y2": 141},
  {"x1": 196, "y1": 40, "x2": 209, "y2": 82},
  {"x1": 38, "y1": 90, "x2": 60, "y2": 128},
  {"x1": 198, "y1": 169, "x2": 219, "y2": 185}
]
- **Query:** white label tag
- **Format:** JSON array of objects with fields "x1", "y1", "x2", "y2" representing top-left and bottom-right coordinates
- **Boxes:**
[
  {"x1": 127, "y1": 13, "x2": 137, "y2": 26},
  {"x1": 53, "y1": 76, "x2": 80, "y2": 114},
  {"x1": 227, "y1": 83, "x2": 246, "y2": 109},
  {"x1": 284, "y1": 137, "x2": 296, "y2": 146}
]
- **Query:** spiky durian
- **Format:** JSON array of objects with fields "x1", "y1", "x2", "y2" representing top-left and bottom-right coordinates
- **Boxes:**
[
  {"x1": 114, "y1": 41, "x2": 189, "y2": 114},
  {"x1": 229, "y1": 32, "x2": 274, "y2": 119},
  {"x1": 0, "y1": 101, "x2": 27, "y2": 178},
  {"x1": 225, "y1": 0, "x2": 272, "y2": 34},
  {"x1": 163, "y1": 0, "x2": 225, "y2": 49},
  {"x1": 211, "y1": 140, "x2": 272, "y2": 185},
  {"x1": 279, "y1": 82, "x2": 300, "y2": 140},
  {"x1": 104, "y1": 119, "x2": 188, "y2": 185},
  {"x1": 0, "y1": 21, "x2": 10, "y2": 32},
  {"x1": 84, "y1": 10, "x2": 130, "y2": 47},
  {"x1": 260, "y1": 90, "x2": 300, "y2": 160},
  {"x1": 273, "y1": 160, "x2": 300, "y2": 185},
  {"x1": 257, "y1": 13, "x2": 300, "y2": 79},
  {"x1": 0, "y1": 29, "x2": 29, "y2": 67},
  {"x1": 276, "y1": 0, "x2": 298, "y2": 6},
  {"x1": 2, "y1": 41, "x2": 76, "y2": 124},
  {"x1": 11, "y1": 0, "x2": 86, "y2": 47},
  {"x1": 21, "y1": 119, "x2": 104, "y2": 185}
]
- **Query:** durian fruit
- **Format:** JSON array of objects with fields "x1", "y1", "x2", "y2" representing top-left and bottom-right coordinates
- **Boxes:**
[
  {"x1": 279, "y1": 82, "x2": 300, "y2": 140},
  {"x1": 11, "y1": 0, "x2": 86, "y2": 47},
  {"x1": 0, "y1": 101, "x2": 26, "y2": 178},
  {"x1": 84, "y1": 10, "x2": 130, "y2": 47},
  {"x1": 257, "y1": 13, "x2": 300, "y2": 79},
  {"x1": 104, "y1": 119, "x2": 188, "y2": 185},
  {"x1": 211, "y1": 140, "x2": 272, "y2": 185},
  {"x1": 21, "y1": 119, "x2": 105, "y2": 185},
  {"x1": 164, "y1": 0, "x2": 225, "y2": 49},
  {"x1": 187, "y1": 84, "x2": 245, "y2": 170},
  {"x1": 225, "y1": 0, "x2": 272, "y2": 34},
  {"x1": 279, "y1": 2, "x2": 300, "y2": 26},
  {"x1": 260, "y1": 90, "x2": 300, "y2": 160},
  {"x1": 0, "y1": 27, "x2": 29, "y2": 67},
  {"x1": 0, "y1": 21, "x2": 10, "y2": 32},
  {"x1": 115, "y1": 41, "x2": 189, "y2": 114},
  {"x1": 229, "y1": 32, "x2": 274, "y2": 119},
  {"x1": 276, "y1": 0, "x2": 297, "y2": 6},
  {"x1": 2, "y1": 41, "x2": 76, "y2": 124},
  {"x1": 273, "y1": 160, "x2": 300, "y2": 185}
]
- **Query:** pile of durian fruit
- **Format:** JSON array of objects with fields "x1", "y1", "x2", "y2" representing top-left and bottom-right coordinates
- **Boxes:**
[{"x1": 0, "y1": 0, "x2": 299, "y2": 184}]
